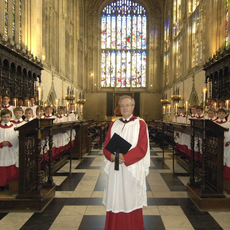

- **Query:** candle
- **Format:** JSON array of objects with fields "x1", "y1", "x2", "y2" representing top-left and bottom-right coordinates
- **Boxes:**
[
  {"x1": 28, "y1": 101, "x2": 30, "y2": 107},
  {"x1": 67, "y1": 102, "x2": 69, "y2": 112},
  {"x1": 163, "y1": 106, "x2": 166, "y2": 114},
  {"x1": 168, "y1": 104, "x2": 171, "y2": 114},
  {"x1": 81, "y1": 104, "x2": 83, "y2": 113},
  {"x1": 185, "y1": 101, "x2": 188, "y2": 112},
  {"x1": 227, "y1": 100, "x2": 229, "y2": 110},
  {"x1": 214, "y1": 102, "x2": 216, "y2": 110},
  {"x1": 38, "y1": 87, "x2": 41, "y2": 101},
  {"x1": 203, "y1": 88, "x2": 207, "y2": 103},
  {"x1": 14, "y1": 99, "x2": 17, "y2": 107},
  {"x1": 175, "y1": 103, "x2": 178, "y2": 114},
  {"x1": 75, "y1": 103, "x2": 77, "y2": 112},
  {"x1": 56, "y1": 99, "x2": 58, "y2": 112}
]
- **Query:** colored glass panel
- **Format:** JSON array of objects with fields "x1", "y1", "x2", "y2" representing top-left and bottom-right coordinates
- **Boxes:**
[
  {"x1": 127, "y1": 14, "x2": 131, "y2": 49},
  {"x1": 117, "y1": 15, "x2": 122, "y2": 49},
  {"x1": 101, "y1": 51, "x2": 106, "y2": 87},
  {"x1": 142, "y1": 15, "x2": 147, "y2": 49},
  {"x1": 132, "y1": 15, "x2": 137, "y2": 49},
  {"x1": 121, "y1": 51, "x2": 126, "y2": 87},
  {"x1": 122, "y1": 15, "x2": 127, "y2": 49},
  {"x1": 132, "y1": 51, "x2": 137, "y2": 87},
  {"x1": 106, "y1": 51, "x2": 111, "y2": 87},
  {"x1": 127, "y1": 51, "x2": 131, "y2": 87},
  {"x1": 101, "y1": 14, "x2": 106, "y2": 49},
  {"x1": 111, "y1": 51, "x2": 116, "y2": 87},
  {"x1": 117, "y1": 51, "x2": 121, "y2": 87},
  {"x1": 137, "y1": 51, "x2": 142, "y2": 87},
  {"x1": 107, "y1": 15, "x2": 111, "y2": 48},
  {"x1": 111, "y1": 14, "x2": 116, "y2": 49},
  {"x1": 137, "y1": 15, "x2": 142, "y2": 49}
]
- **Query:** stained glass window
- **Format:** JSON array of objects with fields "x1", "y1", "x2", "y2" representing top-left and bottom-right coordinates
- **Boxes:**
[
  {"x1": 4, "y1": 0, "x2": 8, "y2": 36},
  {"x1": 101, "y1": 0, "x2": 147, "y2": 88},
  {"x1": 226, "y1": 0, "x2": 229, "y2": 47},
  {"x1": 164, "y1": 19, "x2": 170, "y2": 86},
  {"x1": 12, "y1": 0, "x2": 16, "y2": 41},
  {"x1": 173, "y1": 0, "x2": 181, "y2": 37}
]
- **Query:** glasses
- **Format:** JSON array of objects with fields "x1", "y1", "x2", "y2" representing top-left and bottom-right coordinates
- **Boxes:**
[{"x1": 120, "y1": 104, "x2": 133, "y2": 108}]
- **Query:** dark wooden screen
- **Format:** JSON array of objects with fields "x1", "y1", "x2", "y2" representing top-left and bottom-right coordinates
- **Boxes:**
[{"x1": 0, "y1": 43, "x2": 43, "y2": 100}]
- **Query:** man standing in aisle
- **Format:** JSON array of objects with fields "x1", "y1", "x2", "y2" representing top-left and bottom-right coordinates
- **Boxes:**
[{"x1": 103, "y1": 95, "x2": 150, "y2": 230}]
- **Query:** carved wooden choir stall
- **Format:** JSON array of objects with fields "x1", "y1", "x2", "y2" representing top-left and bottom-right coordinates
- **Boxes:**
[{"x1": 161, "y1": 120, "x2": 230, "y2": 211}]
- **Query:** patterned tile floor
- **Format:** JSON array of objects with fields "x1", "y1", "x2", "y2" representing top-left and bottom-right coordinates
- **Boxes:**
[{"x1": 1, "y1": 144, "x2": 230, "y2": 230}]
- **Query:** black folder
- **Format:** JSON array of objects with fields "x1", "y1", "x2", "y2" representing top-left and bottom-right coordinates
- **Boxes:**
[{"x1": 105, "y1": 133, "x2": 132, "y2": 170}]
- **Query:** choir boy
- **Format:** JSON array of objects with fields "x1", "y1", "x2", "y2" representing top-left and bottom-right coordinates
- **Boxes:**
[
  {"x1": 189, "y1": 105, "x2": 197, "y2": 119},
  {"x1": 24, "y1": 108, "x2": 34, "y2": 122},
  {"x1": 55, "y1": 106, "x2": 67, "y2": 123},
  {"x1": 30, "y1": 96, "x2": 37, "y2": 118},
  {"x1": 12, "y1": 107, "x2": 26, "y2": 127},
  {"x1": 68, "y1": 104, "x2": 78, "y2": 121},
  {"x1": 217, "y1": 99, "x2": 226, "y2": 111},
  {"x1": 0, "y1": 109, "x2": 19, "y2": 190},
  {"x1": 207, "y1": 108, "x2": 217, "y2": 121},
  {"x1": 196, "y1": 106, "x2": 204, "y2": 119},
  {"x1": 44, "y1": 105, "x2": 55, "y2": 119},
  {"x1": 36, "y1": 106, "x2": 44, "y2": 118},
  {"x1": 1, "y1": 94, "x2": 14, "y2": 119}
]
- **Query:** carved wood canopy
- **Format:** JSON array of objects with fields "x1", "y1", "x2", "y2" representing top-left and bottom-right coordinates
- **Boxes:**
[
  {"x1": 203, "y1": 50, "x2": 230, "y2": 100},
  {"x1": 0, "y1": 43, "x2": 43, "y2": 100}
]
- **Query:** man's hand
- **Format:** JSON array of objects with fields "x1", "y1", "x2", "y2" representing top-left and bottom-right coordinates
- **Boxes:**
[
  {"x1": 2, "y1": 141, "x2": 9, "y2": 147},
  {"x1": 111, "y1": 153, "x2": 125, "y2": 164}
]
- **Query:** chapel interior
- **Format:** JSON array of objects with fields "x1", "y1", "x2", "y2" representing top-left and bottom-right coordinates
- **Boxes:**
[{"x1": 1, "y1": 0, "x2": 230, "y2": 229}]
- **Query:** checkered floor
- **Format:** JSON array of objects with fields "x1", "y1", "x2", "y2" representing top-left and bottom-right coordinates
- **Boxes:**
[{"x1": 0, "y1": 144, "x2": 230, "y2": 230}]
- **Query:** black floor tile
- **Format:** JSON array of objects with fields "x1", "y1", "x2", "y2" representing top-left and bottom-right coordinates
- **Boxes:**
[
  {"x1": 20, "y1": 203, "x2": 64, "y2": 230},
  {"x1": 147, "y1": 198, "x2": 178, "y2": 206},
  {"x1": 187, "y1": 214, "x2": 223, "y2": 229},
  {"x1": 94, "y1": 173, "x2": 107, "y2": 191},
  {"x1": 76, "y1": 158, "x2": 95, "y2": 169},
  {"x1": 144, "y1": 216, "x2": 165, "y2": 230},
  {"x1": 88, "y1": 150, "x2": 100, "y2": 155},
  {"x1": 0, "y1": 213, "x2": 8, "y2": 220},
  {"x1": 65, "y1": 198, "x2": 91, "y2": 205},
  {"x1": 150, "y1": 158, "x2": 169, "y2": 169},
  {"x1": 160, "y1": 173, "x2": 187, "y2": 191},
  {"x1": 79, "y1": 215, "x2": 106, "y2": 229},
  {"x1": 56, "y1": 173, "x2": 85, "y2": 191}
]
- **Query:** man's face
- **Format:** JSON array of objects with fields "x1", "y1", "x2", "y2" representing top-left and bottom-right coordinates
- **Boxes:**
[
  {"x1": 2, "y1": 114, "x2": 11, "y2": 123},
  {"x1": 14, "y1": 111, "x2": 23, "y2": 119},
  {"x1": 120, "y1": 98, "x2": 134, "y2": 119},
  {"x1": 2, "y1": 96, "x2": 10, "y2": 105},
  {"x1": 25, "y1": 110, "x2": 33, "y2": 119},
  {"x1": 208, "y1": 111, "x2": 215, "y2": 118},
  {"x1": 218, "y1": 111, "x2": 226, "y2": 120}
]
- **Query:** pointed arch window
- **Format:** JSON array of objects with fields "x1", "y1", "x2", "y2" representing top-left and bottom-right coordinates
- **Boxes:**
[{"x1": 101, "y1": 0, "x2": 147, "y2": 88}]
